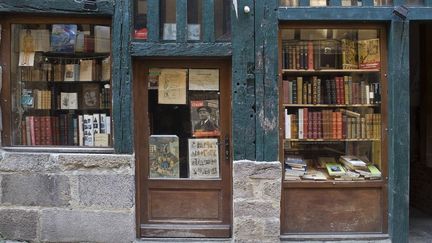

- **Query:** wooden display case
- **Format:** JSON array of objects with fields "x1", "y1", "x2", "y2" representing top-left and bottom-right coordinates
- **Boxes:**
[{"x1": 279, "y1": 24, "x2": 388, "y2": 235}]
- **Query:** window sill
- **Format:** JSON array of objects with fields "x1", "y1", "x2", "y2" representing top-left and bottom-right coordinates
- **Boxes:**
[{"x1": 1, "y1": 146, "x2": 115, "y2": 154}]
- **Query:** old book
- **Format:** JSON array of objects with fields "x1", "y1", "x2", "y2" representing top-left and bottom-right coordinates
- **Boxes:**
[
  {"x1": 51, "y1": 24, "x2": 77, "y2": 53},
  {"x1": 83, "y1": 114, "x2": 94, "y2": 146},
  {"x1": 94, "y1": 25, "x2": 111, "y2": 53},
  {"x1": 81, "y1": 83, "x2": 100, "y2": 109},
  {"x1": 64, "y1": 64, "x2": 78, "y2": 81},
  {"x1": 21, "y1": 89, "x2": 34, "y2": 108},
  {"x1": 283, "y1": 80, "x2": 290, "y2": 104},
  {"x1": 341, "y1": 38, "x2": 358, "y2": 69},
  {"x1": 60, "y1": 92, "x2": 78, "y2": 110},
  {"x1": 78, "y1": 115, "x2": 84, "y2": 146},
  {"x1": 326, "y1": 163, "x2": 346, "y2": 177},
  {"x1": 101, "y1": 56, "x2": 111, "y2": 81},
  {"x1": 297, "y1": 77, "x2": 303, "y2": 104},
  {"x1": 92, "y1": 113, "x2": 100, "y2": 135},
  {"x1": 149, "y1": 135, "x2": 180, "y2": 178},
  {"x1": 190, "y1": 99, "x2": 220, "y2": 137},
  {"x1": 94, "y1": 133, "x2": 109, "y2": 147},
  {"x1": 79, "y1": 60, "x2": 94, "y2": 81},
  {"x1": 358, "y1": 38, "x2": 380, "y2": 69},
  {"x1": 285, "y1": 110, "x2": 291, "y2": 139}
]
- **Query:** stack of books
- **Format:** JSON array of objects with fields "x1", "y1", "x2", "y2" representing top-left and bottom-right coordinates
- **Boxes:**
[{"x1": 284, "y1": 156, "x2": 307, "y2": 181}]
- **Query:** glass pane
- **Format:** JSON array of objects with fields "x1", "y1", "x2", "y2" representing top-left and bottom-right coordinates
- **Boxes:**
[
  {"x1": 281, "y1": 28, "x2": 383, "y2": 182},
  {"x1": 188, "y1": 0, "x2": 202, "y2": 41},
  {"x1": 374, "y1": 0, "x2": 393, "y2": 6},
  {"x1": 406, "y1": 0, "x2": 423, "y2": 5},
  {"x1": 280, "y1": 0, "x2": 299, "y2": 6},
  {"x1": 148, "y1": 68, "x2": 221, "y2": 179},
  {"x1": 215, "y1": 0, "x2": 231, "y2": 41},
  {"x1": 161, "y1": 0, "x2": 177, "y2": 40},
  {"x1": 11, "y1": 23, "x2": 112, "y2": 147},
  {"x1": 134, "y1": 0, "x2": 148, "y2": 40}
]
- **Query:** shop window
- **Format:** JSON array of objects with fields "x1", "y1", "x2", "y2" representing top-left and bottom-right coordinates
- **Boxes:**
[
  {"x1": 161, "y1": 0, "x2": 177, "y2": 40},
  {"x1": 134, "y1": 0, "x2": 148, "y2": 40},
  {"x1": 187, "y1": 0, "x2": 202, "y2": 41},
  {"x1": 281, "y1": 26, "x2": 386, "y2": 233},
  {"x1": 147, "y1": 68, "x2": 222, "y2": 179},
  {"x1": 280, "y1": 0, "x2": 393, "y2": 6},
  {"x1": 8, "y1": 22, "x2": 112, "y2": 147}
]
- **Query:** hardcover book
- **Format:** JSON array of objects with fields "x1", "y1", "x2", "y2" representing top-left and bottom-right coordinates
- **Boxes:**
[
  {"x1": 51, "y1": 24, "x2": 77, "y2": 53},
  {"x1": 94, "y1": 25, "x2": 111, "y2": 53},
  {"x1": 326, "y1": 162, "x2": 346, "y2": 177},
  {"x1": 60, "y1": 92, "x2": 78, "y2": 110},
  {"x1": 149, "y1": 135, "x2": 180, "y2": 178},
  {"x1": 358, "y1": 38, "x2": 380, "y2": 69}
]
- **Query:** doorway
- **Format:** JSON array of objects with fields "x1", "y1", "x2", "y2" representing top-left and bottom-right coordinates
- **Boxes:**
[{"x1": 134, "y1": 59, "x2": 232, "y2": 238}]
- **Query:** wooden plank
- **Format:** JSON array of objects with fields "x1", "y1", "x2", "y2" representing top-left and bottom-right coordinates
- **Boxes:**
[
  {"x1": 278, "y1": 7, "x2": 393, "y2": 21},
  {"x1": 0, "y1": 0, "x2": 113, "y2": 15},
  {"x1": 363, "y1": 0, "x2": 374, "y2": 6},
  {"x1": 176, "y1": 0, "x2": 187, "y2": 42},
  {"x1": 130, "y1": 42, "x2": 231, "y2": 56},
  {"x1": 232, "y1": 0, "x2": 256, "y2": 160},
  {"x1": 147, "y1": 0, "x2": 160, "y2": 42},
  {"x1": 112, "y1": 0, "x2": 133, "y2": 153},
  {"x1": 254, "y1": 0, "x2": 279, "y2": 161},
  {"x1": 388, "y1": 19, "x2": 410, "y2": 243},
  {"x1": 329, "y1": 0, "x2": 342, "y2": 6},
  {"x1": 407, "y1": 8, "x2": 432, "y2": 20},
  {"x1": 202, "y1": 0, "x2": 215, "y2": 42}
]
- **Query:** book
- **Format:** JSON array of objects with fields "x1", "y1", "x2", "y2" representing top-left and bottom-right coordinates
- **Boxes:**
[
  {"x1": 358, "y1": 38, "x2": 380, "y2": 69},
  {"x1": 51, "y1": 24, "x2": 77, "y2": 53},
  {"x1": 21, "y1": 89, "x2": 34, "y2": 108},
  {"x1": 94, "y1": 25, "x2": 111, "y2": 53},
  {"x1": 94, "y1": 133, "x2": 109, "y2": 147},
  {"x1": 326, "y1": 162, "x2": 346, "y2": 177},
  {"x1": 190, "y1": 99, "x2": 220, "y2": 137},
  {"x1": 101, "y1": 56, "x2": 111, "y2": 81},
  {"x1": 81, "y1": 83, "x2": 100, "y2": 109},
  {"x1": 341, "y1": 39, "x2": 358, "y2": 69},
  {"x1": 83, "y1": 114, "x2": 94, "y2": 146},
  {"x1": 60, "y1": 92, "x2": 78, "y2": 110},
  {"x1": 64, "y1": 64, "x2": 78, "y2": 81},
  {"x1": 79, "y1": 60, "x2": 94, "y2": 81},
  {"x1": 149, "y1": 135, "x2": 180, "y2": 178}
]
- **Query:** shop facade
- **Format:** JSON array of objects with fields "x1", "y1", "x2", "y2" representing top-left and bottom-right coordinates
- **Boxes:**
[{"x1": 0, "y1": 0, "x2": 419, "y2": 242}]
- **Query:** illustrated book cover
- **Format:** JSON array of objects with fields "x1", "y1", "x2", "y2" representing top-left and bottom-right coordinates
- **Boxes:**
[
  {"x1": 149, "y1": 135, "x2": 180, "y2": 178},
  {"x1": 188, "y1": 138, "x2": 219, "y2": 179},
  {"x1": 358, "y1": 38, "x2": 380, "y2": 69},
  {"x1": 190, "y1": 99, "x2": 220, "y2": 137},
  {"x1": 51, "y1": 24, "x2": 77, "y2": 53},
  {"x1": 60, "y1": 92, "x2": 78, "y2": 110},
  {"x1": 81, "y1": 83, "x2": 100, "y2": 109}
]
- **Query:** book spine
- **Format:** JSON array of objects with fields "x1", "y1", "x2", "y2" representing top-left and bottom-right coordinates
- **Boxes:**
[
  {"x1": 337, "y1": 112, "x2": 342, "y2": 139},
  {"x1": 308, "y1": 41, "x2": 314, "y2": 70},
  {"x1": 331, "y1": 79, "x2": 337, "y2": 105},
  {"x1": 283, "y1": 80, "x2": 289, "y2": 104},
  {"x1": 285, "y1": 110, "x2": 290, "y2": 139},
  {"x1": 298, "y1": 109, "x2": 304, "y2": 139},
  {"x1": 78, "y1": 115, "x2": 84, "y2": 146},
  {"x1": 303, "y1": 82, "x2": 307, "y2": 105},
  {"x1": 312, "y1": 76, "x2": 317, "y2": 104},
  {"x1": 292, "y1": 80, "x2": 297, "y2": 104},
  {"x1": 332, "y1": 112, "x2": 337, "y2": 139},
  {"x1": 297, "y1": 77, "x2": 303, "y2": 104},
  {"x1": 317, "y1": 78, "x2": 321, "y2": 104},
  {"x1": 342, "y1": 115, "x2": 347, "y2": 139},
  {"x1": 34, "y1": 116, "x2": 41, "y2": 145},
  {"x1": 303, "y1": 108, "x2": 308, "y2": 139},
  {"x1": 307, "y1": 82, "x2": 312, "y2": 104},
  {"x1": 326, "y1": 79, "x2": 331, "y2": 104}
]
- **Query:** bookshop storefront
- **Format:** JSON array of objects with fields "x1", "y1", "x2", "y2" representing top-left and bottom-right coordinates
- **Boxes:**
[{"x1": 0, "y1": 0, "x2": 411, "y2": 243}]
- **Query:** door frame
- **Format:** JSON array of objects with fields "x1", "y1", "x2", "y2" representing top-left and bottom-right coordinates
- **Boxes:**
[{"x1": 133, "y1": 58, "x2": 232, "y2": 238}]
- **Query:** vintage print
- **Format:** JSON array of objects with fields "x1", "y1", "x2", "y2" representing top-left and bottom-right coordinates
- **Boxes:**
[
  {"x1": 188, "y1": 69, "x2": 219, "y2": 91},
  {"x1": 188, "y1": 138, "x2": 219, "y2": 179},
  {"x1": 158, "y1": 69, "x2": 187, "y2": 104},
  {"x1": 190, "y1": 99, "x2": 220, "y2": 137},
  {"x1": 149, "y1": 135, "x2": 180, "y2": 178}
]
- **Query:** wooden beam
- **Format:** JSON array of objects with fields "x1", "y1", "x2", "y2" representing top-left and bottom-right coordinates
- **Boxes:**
[
  {"x1": 426, "y1": 0, "x2": 432, "y2": 6},
  {"x1": 407, "y1": 8, "x2": 432, "y2": 20},
  {"x1": 254, "y1": 0, "x2": 279, "y2": 161},
  {"x1": 130, "y1": 42, "x2": 232, "y2": 56},
  {"x1": 176, "y1": 0, "x2": 187, "y2": 42},
  {"x1": 112, "y1": 0, "x2": 133, "y2": 153},
  {"x1": 329, "y1": 0, "x2": 342, "y2": 6},
  {"x1": 278, "y1": 7, "x2": 393, "y2": 21},
  {"x1": 147, "y1": 0, "x2": 160, "y2": 42},
  {"x1": 0, "y1": 0, "x2": 113, "y2": 15},
  {"x1": 387, "y1": 18, "x2": 410, "y2": 243},
  {"x1": 203, "y1": 0, "x2": 215, "y2": 42},
  {"x1": 232, "y1": 0, "x2": 256, "y2": 160},
  {"x1": 363, "y1": 0, "x2": 374, "y2": 6}
]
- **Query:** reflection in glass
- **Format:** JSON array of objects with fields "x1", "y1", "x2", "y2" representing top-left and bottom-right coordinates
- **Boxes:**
[
  {"x1": 188, "y1": 0, "x2": 202, "y2": 41},
  {"x1": 215, "y1": 0, "x2": 231, "y2": 41},
  {"x1": 134, "y1": 0, "x2": 148, "y2": 40},
  {"x1": 161, "y1": 0, "x2": 177, "y2": 40}
]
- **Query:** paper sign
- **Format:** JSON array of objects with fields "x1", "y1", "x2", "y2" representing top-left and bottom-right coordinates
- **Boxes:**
[
  {"x1": 158, "y1": 69, "x2": 187, "y2": 104},
  {"x1": 188, "y1": 138, "x2": 219, "y2": 179},
  {"x1": 189, "y1": 69, "x2": 219, "y2": 91}
]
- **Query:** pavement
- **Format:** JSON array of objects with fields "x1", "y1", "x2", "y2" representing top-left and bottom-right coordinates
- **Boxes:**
[{"x1": 409, "y1": 207, "x2": 432, "y2": 243}]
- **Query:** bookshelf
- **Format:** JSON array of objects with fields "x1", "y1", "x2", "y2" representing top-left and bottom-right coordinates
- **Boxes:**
[{"x1": 10, "y1": 23, "x2": 112, "y2": 147}]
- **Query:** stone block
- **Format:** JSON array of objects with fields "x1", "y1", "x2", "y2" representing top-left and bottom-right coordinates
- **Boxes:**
[
  {"x1": 1, "y1": 174, "x2": 70, "y2": 207},
  {"x1": 77, "y1": 174, "x2": 134, "y2": 208},
  {"x1": 263, "y1": 218, "x2": 280, "y2": 236},
  {"x1": 261, "y1": 180, "x2": 281, "y2": 201},
  {"x1": 40, "y1": 209, "x2": 135, "y2": 243},
  {"x1": 233, "y1": 180, "x2": 254, "y2": 199},
  {"x1": 0, "y1": 208, "x2": 38, "y2": 241},
  {"x1": 234, "y1": 199, "x2": 279, "y2": 218},
  {"x1": 56, "y1": 154, "x2": 134, "y2": 172},
  {"x1": 233, "y1": 160, "x2": 281, "y2": 180},
  {"x1": 233, "y1": 217, "x2": 264, "y2": 236},
  {"x1": 0, "y1": 153, "x2": 53, "y2": 173}
]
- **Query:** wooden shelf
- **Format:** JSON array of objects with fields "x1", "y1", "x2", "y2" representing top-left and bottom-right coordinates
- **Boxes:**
[
  {"x1": 285, "y1": 138, "x2": 380, "y2": 142},
  {"x1": 283, "y1": 104, "x2": 379, "y2": 107},
  {"x1": 283, "y1": 179, "x2": 385, "y2": 188},
  {"x1": 282, "y1": 69, "x2": 380, "y2": 73},
  {"x1": 21, "y1": 80, "x2": 110, "y2": 83}
]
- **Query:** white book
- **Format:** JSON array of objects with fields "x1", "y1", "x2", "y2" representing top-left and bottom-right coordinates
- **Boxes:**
[
  {"x1": 100, "y1": 113, "x2": 107, "y2": 134},
  {"x1": 94, "y1": 25, "x2": 111, "y2": 53},
  {"x1": 79, "y1": 60, "x2": 93, "y2": 81},
  {"x1": 285, "y1": 111, "x2": 291, "y2": 139},
  {"x1": 365, "y1": 85, "x2": 370, "y2": 104},
  {"x1": 106, "y1": 116, "x2": 111, "y2": 134},
  {"x1": 83, "y1": 114, "x2": 94, "y2": 146},
  {"x1": 78, "y1": 115, "x2": 84, "y2": 146},
  {"x1": 298, "y1": 109, "x2": 304, "y2": 139}
]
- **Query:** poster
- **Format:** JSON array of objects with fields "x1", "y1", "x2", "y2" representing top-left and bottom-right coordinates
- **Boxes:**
[
  {"x1": 188, "y1": 138, "x2": 219, "y2": 179},
  {"x1": 190, "y1": 99, "x2": 220, "y2": 137},
  {"x1": 158, "y1": 69, "x2": 187, "y2": 104},
  {"x1": 149, "y1": 135, "x2": 180, "y2": 178},
  {"x1": 188, "y1": 69, "x2": 219, "y2": 91}
]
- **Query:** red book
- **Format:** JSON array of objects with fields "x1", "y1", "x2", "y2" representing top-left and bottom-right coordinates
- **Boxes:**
[
  {"x1": 45, "y1": 116, "x2": 53, "y2": 145},
  {"x1": 318, "y1": 112, "x2": 323, "y2": 139},
  {"x1": 332, "y1": 112, "x2": 337, "y2": 139},
  {"x1": 337, "y1": 112, "x2": 343, "y2": 139},
  {"x1": 308, "y1": 112, "x2": 314, "y2": 139},
  {"x1": 34, "y1": 116, "x2": 41, "y2": 145},
  {"x1": 339, "y1": 77, "x2": 345, "y2": 104},
  {"x1": 307, "y1": 41, "x2": 314, "y2": 70},
  {"x1": 28, "y1": 116, "x2": 35, "y2": 145},
  {"x1": 312, "y1": 112, "x2": 318, "y2": 139},
  {"x1": 21, "y1": 120, "x2": 27, "y2": 145}
]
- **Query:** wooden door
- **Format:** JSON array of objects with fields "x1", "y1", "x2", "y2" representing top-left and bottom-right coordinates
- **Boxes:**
[{"x1": 134, "y1": 59, "x2": 232, "y2": 238}]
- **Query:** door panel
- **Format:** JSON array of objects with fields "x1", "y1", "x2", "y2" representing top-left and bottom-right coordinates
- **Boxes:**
[{"x1": 134, "y1": 59, "x2": 232, "y2": 238}]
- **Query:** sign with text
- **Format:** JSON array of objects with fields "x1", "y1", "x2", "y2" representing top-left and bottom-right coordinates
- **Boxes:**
[{"x1": 188, "y1": 138, "x2": 219, "y2": 179}]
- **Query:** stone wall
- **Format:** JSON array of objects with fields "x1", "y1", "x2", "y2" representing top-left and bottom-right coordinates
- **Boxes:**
[
  {"x1": 232, "y1": 160, "x2": 282, "y2": 243},
  {"x1": 0, "y1": 151, "x2": 136, "y2": 243}
]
